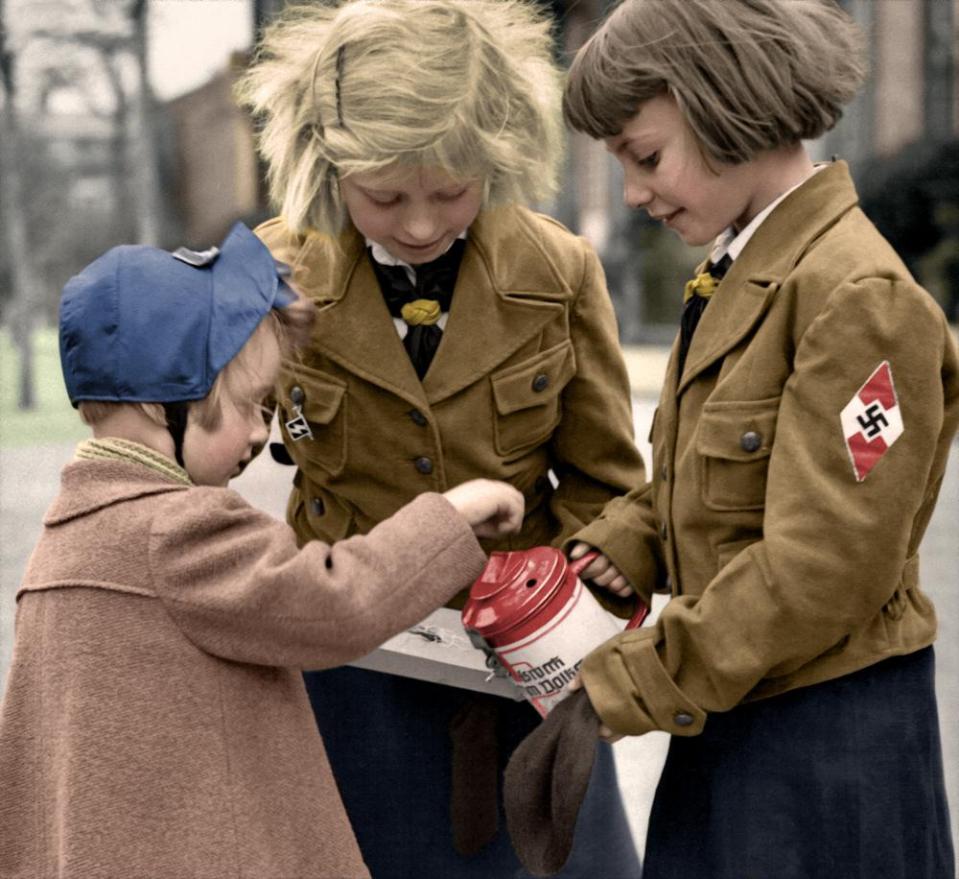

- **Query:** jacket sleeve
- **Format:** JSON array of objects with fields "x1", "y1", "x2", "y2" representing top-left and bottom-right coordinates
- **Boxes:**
[
  {"x1": 582, "y1": 277, "x2": 959, "y2": 735},
  {"x1": 149, "y1": 490, "x2": 487, "y2": 669},
  {"x1": 547, "y1": 243, "x2": 648, "y2": 549}
]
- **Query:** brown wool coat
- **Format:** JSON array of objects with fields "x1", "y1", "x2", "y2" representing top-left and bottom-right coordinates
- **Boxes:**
[
  {"x1": 0, "y1": 458, "x2": 487, "y2": 879},
  {"x1": 255, "y1": 205, "x2": 644, "y2": 609},
  {"x1": 574, "y1": 161, "x2": 959, "y2": 736}
]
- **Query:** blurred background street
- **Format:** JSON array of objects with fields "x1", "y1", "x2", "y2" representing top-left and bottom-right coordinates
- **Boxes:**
[{"x1": 2, "y1": 0, "x2": 958, "y2": 863}]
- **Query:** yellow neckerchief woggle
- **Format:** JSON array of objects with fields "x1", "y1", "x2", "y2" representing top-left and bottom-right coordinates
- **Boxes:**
[
  {"x1": 683, "y1": 271, "x2": 721, "y2": 303},
  {"x1": 401, "y1": 298, "x2": 442, "y2": 326}
]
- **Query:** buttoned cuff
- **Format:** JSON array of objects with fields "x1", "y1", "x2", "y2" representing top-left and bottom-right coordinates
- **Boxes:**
[{"x1": 581, "y1": 630, "x2": 706, "y2": 737}]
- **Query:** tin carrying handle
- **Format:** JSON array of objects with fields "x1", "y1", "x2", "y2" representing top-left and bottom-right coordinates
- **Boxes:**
[{"x1": 569, "y1": 549, "x2": 650, "y2": 630}]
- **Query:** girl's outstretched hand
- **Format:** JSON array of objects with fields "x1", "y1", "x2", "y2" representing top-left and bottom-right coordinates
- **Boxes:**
[
  {"x1": 568, "y1": 542, "x2": 634, "y2": 598},
  {"x1": 443, "y1": 480, "x2": 525, "y2": 538}
]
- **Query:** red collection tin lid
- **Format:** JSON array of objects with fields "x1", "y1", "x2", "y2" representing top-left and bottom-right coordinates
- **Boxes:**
[{"x1": 461, "y1": 546, "x2": 574, "y2": 641}]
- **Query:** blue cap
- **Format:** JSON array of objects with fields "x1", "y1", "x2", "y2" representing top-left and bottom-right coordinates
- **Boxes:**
[{"x1": 59, "y1": 222, "x2": 296, "y2": 406}]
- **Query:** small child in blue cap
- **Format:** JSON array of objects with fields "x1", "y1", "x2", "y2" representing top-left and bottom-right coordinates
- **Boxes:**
[{"x1": 0, "y1": 223, "x2": 523, "y2": 879}]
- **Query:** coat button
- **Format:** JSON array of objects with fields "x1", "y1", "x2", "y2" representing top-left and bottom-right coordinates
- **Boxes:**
[
  {"x1": 740, "y1": 431, "x2": 762, "y2": 452},
  {"x1": 660, "y1": 523, "x2": 668, "y2": 541},
  {"x1": 674, "y1": 712, "x2": 694, "y2": 728},
  {"x1": 414, "y1": 456, "x2": 433, "y2": 475},
  {"x1": 290, "y1": 385, "x2": 305, "y2": 406},
  {"x1": 311, "y1": 496, "x2": 325, "y2": 516},
  {"x1": 531, "y1": 373, "x2": 550, "y2": 392},
  {"x1": 409, "y1": 409, "x2": 427, "y2": 427}
]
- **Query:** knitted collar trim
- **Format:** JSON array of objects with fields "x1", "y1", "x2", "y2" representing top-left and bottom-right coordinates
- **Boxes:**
[{"x1": 75, "y1": 437, "x2": 192, "y2": 486}]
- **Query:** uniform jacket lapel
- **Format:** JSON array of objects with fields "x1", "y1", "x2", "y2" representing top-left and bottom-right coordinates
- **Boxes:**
[
  {"x1": 677, "y1": 161, "x2": 860, "y2": 397},
  {"x1": 288, "y1": 208, "x2": 569, "y2": 408},
  {"x1": 423, "y1": 208, "x2": 567, "y2": 405},
  {"x1": 293, "y1": 226, "x2": 429, "y2": 408}
]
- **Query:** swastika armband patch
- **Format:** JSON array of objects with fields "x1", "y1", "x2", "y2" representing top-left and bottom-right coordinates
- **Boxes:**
[{"x1": 840, "y1": 361, "x2": 904, "y2": 482}]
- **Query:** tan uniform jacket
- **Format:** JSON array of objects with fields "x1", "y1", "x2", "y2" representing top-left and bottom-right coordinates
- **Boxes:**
[
  {"x1": 573, "y1": 162, "x2": 959, "y2": 736},
  {"x1": 0, "y1": 458, "x2": 486, "y2": 878},
  {"x1": 256, "y1": 205, "x2": 644, "y2": 608}
]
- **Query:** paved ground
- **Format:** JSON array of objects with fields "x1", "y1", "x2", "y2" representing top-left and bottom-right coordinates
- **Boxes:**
[{"x1": 1, "y1": 387, "x2": 956, "y2": 859}]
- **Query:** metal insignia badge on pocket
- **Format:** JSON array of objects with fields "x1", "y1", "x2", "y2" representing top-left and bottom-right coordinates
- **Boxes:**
[{"x1": 284, "y1": 406, "x2": 313, "y2": 441}]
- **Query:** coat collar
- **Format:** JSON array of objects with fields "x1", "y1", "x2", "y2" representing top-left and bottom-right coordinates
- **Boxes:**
[
  {"x1": 676, "y1": 160, "x2": 860, "y2": 395},
  {"x1": 44, "y1": 457, "x2": 189, "y2": 525},
  {"x1": 288, "y1": 206, "x2": 569, "y2": 408}
]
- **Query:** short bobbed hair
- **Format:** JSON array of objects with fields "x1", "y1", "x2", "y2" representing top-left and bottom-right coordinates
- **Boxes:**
[
  {"x1": 237, "y1": 0, "x2": 565, "y2": 235},
  {"x1": 564, "y1": 0, "x2": 867, "y2": 165}
]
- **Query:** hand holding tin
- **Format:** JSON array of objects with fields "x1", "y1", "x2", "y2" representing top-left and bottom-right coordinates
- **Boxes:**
[{"x1": 568, "y1": 542, "x2": 633, "y2": 598}]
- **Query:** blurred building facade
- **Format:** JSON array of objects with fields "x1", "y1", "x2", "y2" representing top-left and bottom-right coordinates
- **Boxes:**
[
  {"x1": 165, "y1": 53, "x2": 263, "y2": 247},
  {"x1": 10, "y1": 0, "x2": 953, "y2": 333}
]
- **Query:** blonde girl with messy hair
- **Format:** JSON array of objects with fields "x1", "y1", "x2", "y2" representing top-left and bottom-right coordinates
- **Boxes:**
[
  {"x1": 236, "y1": 1, "x2": 645, "y2": 876},
  {"x1": 540, "y1": 2, "x2": 958, "y2": 878},
  {"x1": 238, "y1": 0, "x2": 565, "y2": 234}
]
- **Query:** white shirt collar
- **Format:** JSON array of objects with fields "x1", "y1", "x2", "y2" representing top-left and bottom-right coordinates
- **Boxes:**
[{"x1": 709, "y1": 165, "x2": 825, "y2": 265}]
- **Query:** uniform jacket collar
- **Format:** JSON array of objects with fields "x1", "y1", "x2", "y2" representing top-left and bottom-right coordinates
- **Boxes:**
[
  {"x1": 676, "y1": 160, "x2": 860, "y2": 395},
  {"x1": 44, "y1": 457, "x2": 189, "y2": 526},
  {"x1": 287, "y1": 206, "x2": 570, "y2": 408}
]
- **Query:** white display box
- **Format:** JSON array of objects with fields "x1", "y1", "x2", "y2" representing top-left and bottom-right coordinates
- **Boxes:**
[{"x1": 349, "y1": 606, "x2": 524, "y2": 700}]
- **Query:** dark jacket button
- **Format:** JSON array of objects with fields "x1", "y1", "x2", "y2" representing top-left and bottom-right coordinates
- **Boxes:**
[
  {"x1": 534, "y1": 475, "x2": 549, "y2": 493},
  {"x1": 740, "y1": 431, "x2": 762, "y2": 452},
  {"x1": 290, "y1": 385, "x2": 305, "y2": 406},
  {"x1": 531, "y1": 373, "x2": 549, "y2": 392},
  {"x1": 414, "y1": 456, "x2": 433, "y2": 475},
  {"x1": 409, "y1": 409, "x2": 428, "y2": 427},
  {"x1": 311, "y1": 496, "x2": 325, "y2": 516},
  {"x1": 674, "y1": 712, "x2": 694, "y2": 727}
]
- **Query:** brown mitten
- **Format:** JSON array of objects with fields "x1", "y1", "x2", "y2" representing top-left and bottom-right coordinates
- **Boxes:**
[
  {"x1": 449, "y1": 694, "x2": 501, "y2": 856},
  {"x1": 503, "y1": 689, "x2": 601, "y2": 876}
]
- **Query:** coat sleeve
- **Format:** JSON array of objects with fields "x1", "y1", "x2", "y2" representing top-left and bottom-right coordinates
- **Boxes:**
[
  {"x1": 581, "y1": 277, "x2": 959, "y2": 735},
  {"x1": 149, "y1": 490, "x2": 487, "y2": 669},
  {"x1": 547, "y1": 244, "x2": 648, "y2": 550}
]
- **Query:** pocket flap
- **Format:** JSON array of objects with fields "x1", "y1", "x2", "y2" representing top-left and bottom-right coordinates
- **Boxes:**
[
  {"x1": 279, "y1": 362, "x2": 347, "y2": 425},
  {"x1": 696, "y1": 397, "x2": 780, "y2": 461},
  {"x1": 491, "y1": 341, "x2": 575, "y2": 416}
]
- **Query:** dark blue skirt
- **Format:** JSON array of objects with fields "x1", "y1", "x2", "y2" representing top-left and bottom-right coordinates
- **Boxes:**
[
  {"x1": 643, "y1": 647, "x2": 954, "y2": 879},
  {"x1": 303, "y1": 666, "x2": 641, "y2": 878}
]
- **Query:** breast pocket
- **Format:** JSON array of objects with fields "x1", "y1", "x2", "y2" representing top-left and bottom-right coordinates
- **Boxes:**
[
  {"x1": 278, "y1": 361, "x2": 348, "y2": 477},
  {"x1": 696, "y1": 397, "x2": 780, "y2": 511},
  {"x1": 490, "y1": 340, "x2": 575, "y2": 458}
]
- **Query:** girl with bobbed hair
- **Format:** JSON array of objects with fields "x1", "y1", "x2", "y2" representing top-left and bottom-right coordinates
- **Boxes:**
[
  {"x1": 553, "y1": 1, "x2": 958, "y2": 877},
  {"x1": 237, "y1": 1, "x2": 645, "y2": 876}
]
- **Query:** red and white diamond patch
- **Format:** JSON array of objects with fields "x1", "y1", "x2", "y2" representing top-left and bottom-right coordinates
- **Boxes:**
[{"x1": 840, "y1": 361, "x2": 903, "y2": 482}]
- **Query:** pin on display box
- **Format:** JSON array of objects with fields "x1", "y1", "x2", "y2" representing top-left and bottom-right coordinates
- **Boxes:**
[{"x1": 348, "y1": 606, "x2": 523, "y2": 700}]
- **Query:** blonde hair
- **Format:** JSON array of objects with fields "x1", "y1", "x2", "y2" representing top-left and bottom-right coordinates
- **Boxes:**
[
  {"x1": 564, "y1": 0, "x2": 867, "y2": 165},
  {"x1": 236, "y1": 0, "x2": 565, "y2": 235},
  {"x1": 80, "y1": 292, "x2": 316, "y2": 431}
]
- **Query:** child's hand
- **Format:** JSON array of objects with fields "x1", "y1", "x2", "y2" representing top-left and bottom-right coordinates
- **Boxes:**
[
  {"x1": 568, "y1": 542, "x2": 633, "y2": 598},
  {"x1": 567, "y1": 676, "x2": 622, "y2": 743},
  {"x1": 443, "y1": 480, "x2": 525, "y2": 538}
]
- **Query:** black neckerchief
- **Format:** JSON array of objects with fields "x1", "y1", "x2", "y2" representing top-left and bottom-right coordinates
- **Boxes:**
[{"x1": 368, "y1": 238, "x2": 466, "y2": 379}]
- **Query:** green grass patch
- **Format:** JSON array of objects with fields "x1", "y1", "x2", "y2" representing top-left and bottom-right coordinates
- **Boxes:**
[{"x1": 0, "y1": 326, "x2": 86, "y2": 448}]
